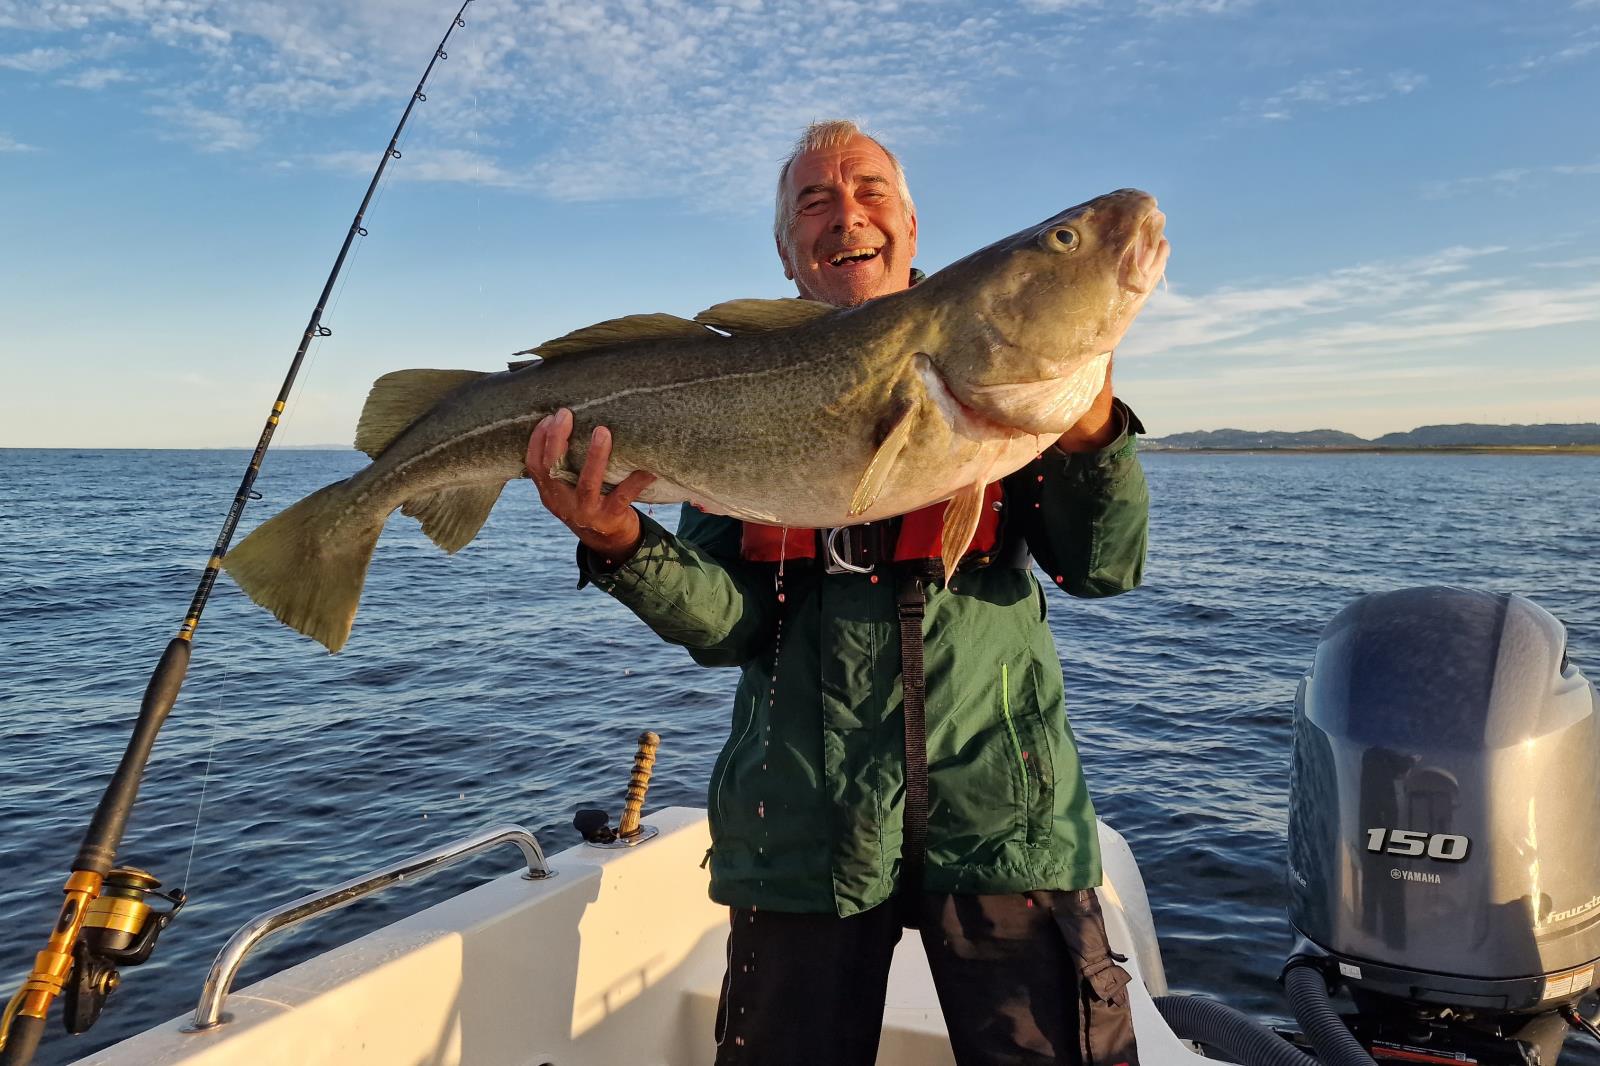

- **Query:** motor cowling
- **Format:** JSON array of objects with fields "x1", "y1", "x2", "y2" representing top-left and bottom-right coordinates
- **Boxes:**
[{"x1": 1287, "y1": 586, "x2": 1600, "y2": 1015}]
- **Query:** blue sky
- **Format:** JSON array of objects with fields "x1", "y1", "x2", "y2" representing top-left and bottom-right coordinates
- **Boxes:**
[{"x1": 1, "y1": 0, "x2": 1596, "y2": 446}]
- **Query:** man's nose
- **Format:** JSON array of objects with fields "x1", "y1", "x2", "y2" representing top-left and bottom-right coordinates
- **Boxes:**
[{"x1": 829, "y1": 195, "x2": 867, "y2": 232}]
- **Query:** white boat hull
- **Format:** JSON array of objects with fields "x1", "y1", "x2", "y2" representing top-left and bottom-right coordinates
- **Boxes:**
[{"x1": 75, "y1": 807, "x2": 1213, "y2": 1066}]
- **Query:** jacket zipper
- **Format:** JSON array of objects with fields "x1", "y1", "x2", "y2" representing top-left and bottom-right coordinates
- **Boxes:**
[{"x1": 998, "y1": 663, "x2": 1030, "y2": 805}]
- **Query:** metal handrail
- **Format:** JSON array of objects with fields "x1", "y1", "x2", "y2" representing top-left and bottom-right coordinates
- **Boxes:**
[{"x1": 184, "y1": 823, "x2": 552, "y2": 1032}]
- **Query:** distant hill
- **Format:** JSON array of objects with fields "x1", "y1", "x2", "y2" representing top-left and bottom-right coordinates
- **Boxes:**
[
  {"x1": 1144, "y1": 428, "x2": 1368, "y2": 450},
  {"x1": 1371, "y1": 423, "x2": 1600, "y2": 448},
  {"x1": 1144, "y1": 423, "x2": 1600, "y2": 451}
]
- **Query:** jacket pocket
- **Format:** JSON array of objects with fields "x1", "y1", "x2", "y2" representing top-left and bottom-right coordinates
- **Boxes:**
[
  {"x1": 1005, "y1": 659, "x2": 1056, "y2": 848},
  {"x1": 709, "y1": 674, "x2": 764, "y2": 835}
]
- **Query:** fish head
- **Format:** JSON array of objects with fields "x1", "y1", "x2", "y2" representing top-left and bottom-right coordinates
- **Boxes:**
[{"x1": 919, "y1": 188, "x2": 1169, "y2": 436}]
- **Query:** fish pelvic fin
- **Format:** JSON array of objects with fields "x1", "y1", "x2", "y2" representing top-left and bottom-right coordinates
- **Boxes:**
[
  {"x1": 525, "y1": 313, "x2": 714, "y2": 360},
  {"x1": 940, "y1": 481, "x2": 988, "y2": 582},
  {"x1": 355, "y1": 369, "x2": 488, "y2": 458},
  {"x1": 400, "y1": 480, "x2": 510, "y2": 554},
  {"x1": 849, "y1": 397, "x2": 920, "y2": 517},
  {"x1": 223, "y1": 480, "x2": 380, "y2": 654},
  {"x1": 694, "y1": 298, "x2": 834, "y2": 334}
]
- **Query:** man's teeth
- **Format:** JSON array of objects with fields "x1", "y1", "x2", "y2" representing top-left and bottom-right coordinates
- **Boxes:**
[{"x1": 829, "y1": 248, "x2": 879, "y2": 266}]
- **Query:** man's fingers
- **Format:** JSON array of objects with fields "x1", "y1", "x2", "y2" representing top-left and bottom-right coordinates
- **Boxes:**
[
  {"x1": 541, "y1": 408, "x2": 573, "y2": 473},
  {"x1": 576, "y1": 425, "x2": 612, "y2": 501},
  {"x1": 608, "y1": 469, "x2": 659, "y2": 510},
  {"x1": 525, "y1": 415, "x2": 551, "y2": 480}
]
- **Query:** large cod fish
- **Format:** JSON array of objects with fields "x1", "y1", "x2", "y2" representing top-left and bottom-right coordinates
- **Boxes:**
[{"x1": 225, "y1": 189, "x2": 1169, "y2": 652}]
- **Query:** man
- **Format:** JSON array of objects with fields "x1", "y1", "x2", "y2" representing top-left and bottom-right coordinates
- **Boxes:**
[{"x1": 527, "y1": 121, "x2": 1149, "y2": 1066}]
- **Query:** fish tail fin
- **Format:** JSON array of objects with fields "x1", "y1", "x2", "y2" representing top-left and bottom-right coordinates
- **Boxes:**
[
  {"x1": 224, "y1": 480, "x2": 381, "y2": 653},
  {"x1": 401, "y1": 480, "x2": 511, "y2": 554}
]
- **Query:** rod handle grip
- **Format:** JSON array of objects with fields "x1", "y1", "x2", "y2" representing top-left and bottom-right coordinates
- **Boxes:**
[{"x1": 0, "y1": 1013, "x2": 46, "y2": 1066}]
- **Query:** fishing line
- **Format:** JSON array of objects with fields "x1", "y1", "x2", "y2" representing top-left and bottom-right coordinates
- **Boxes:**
[{"x1": 180, "y1": 711, "x2": 222, "y2": 896}]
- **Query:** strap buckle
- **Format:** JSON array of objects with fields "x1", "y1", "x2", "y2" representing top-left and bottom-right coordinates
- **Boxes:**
[{"x1": 823, "y1": 524, "x2": 881, "y2": 574}]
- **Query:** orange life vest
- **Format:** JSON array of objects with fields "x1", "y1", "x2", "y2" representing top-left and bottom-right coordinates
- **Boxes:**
[{"x1": 738, "y1": 482, "x2": 1006, "y2": 567}]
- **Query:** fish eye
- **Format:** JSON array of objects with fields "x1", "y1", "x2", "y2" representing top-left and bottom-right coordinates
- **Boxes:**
[{"x1": 1044, "y1": 227, "x2": 1080, "y2": 252}]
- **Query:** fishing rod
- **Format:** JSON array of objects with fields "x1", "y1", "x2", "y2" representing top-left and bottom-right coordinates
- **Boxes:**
[{"x1": 0, "y1": 3, "x2": 474, "y2": 1061}]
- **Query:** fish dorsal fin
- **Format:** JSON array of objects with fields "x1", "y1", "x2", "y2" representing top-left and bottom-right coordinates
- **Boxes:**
[
  {"x1": 522, "y1": 313, "x2": 714, "y2": 361},
  {"x1": 694, "y1": 298, "x2": 834, "y2": 334},
  {"x1": 355, "y1": 369, "x2": 487, "y2": 459},
  {"x1": 507, "y1": 355, "x2": 539, "y2": 371}
]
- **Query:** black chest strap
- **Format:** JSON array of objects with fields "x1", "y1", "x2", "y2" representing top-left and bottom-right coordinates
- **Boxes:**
[{"x1": 896, "y1": 568, "x2": 931, "y2": 894}]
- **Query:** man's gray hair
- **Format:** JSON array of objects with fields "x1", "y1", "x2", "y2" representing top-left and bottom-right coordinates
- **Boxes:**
[{"x1": 773, "y1": 120, "x2": 915, "y2": 252}]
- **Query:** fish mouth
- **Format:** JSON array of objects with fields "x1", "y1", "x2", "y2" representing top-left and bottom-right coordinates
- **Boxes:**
[
  {"x1": 1119, "y1": 206, "x2": 1169, "y2": 295},
  {"x1": 828, "y1": 246, "x2": 881, "y2": 267}
]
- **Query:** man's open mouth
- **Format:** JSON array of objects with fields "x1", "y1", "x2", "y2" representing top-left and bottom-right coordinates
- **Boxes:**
[{"x1": 828, "y1": 247, "x2": 880, "y2": 267}]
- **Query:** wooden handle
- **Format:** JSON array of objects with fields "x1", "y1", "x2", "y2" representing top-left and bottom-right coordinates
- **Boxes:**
[{"x1": 616, "y1": 731, "x2": 660, "y2": 839}]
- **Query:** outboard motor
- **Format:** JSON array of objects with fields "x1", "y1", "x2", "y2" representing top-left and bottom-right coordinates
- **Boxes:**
[{"x1": 1287, "y1": 587, "x2": 1600, "y2": 1065}]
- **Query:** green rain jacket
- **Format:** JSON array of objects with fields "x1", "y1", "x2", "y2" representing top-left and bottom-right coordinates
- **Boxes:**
[{"x1": 581, "y1": 403, "x2": 1149, "y2": 917}]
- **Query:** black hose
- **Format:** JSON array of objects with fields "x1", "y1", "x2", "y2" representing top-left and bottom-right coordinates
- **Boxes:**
[
  {"x1": 1153, "y1": 994, "x2": 1315, "y2": 1066},
  {"x1": 1284, "y1": 962, "x2": 1380, "y2": 1066}
]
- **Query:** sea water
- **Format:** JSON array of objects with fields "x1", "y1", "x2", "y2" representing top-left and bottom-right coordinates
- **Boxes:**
[{"x1": 2, "y1": 448, "x2": 1597, "y2": 1064}]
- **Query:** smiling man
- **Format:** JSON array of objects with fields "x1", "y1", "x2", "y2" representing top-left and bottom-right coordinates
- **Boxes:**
[
  {"x1": 527, "y1": 120, "x2": 1151, "y2": 1065},
  {"x1": 775, "y1": 131, "x2": 918, "y2": 308}
]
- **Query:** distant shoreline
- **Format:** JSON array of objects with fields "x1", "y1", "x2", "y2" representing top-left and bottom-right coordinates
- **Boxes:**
[
  {"x1": 5, "y1": 444, "x2": 1600, "y2": 455},
  {"x1": 1144, "y1": 445, "x2": 1600, "y2": 455}
]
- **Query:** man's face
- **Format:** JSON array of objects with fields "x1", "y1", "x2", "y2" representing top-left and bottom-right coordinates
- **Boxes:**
[{"x1": 777, "y1": 135, "x2": 918, "y2": 308}]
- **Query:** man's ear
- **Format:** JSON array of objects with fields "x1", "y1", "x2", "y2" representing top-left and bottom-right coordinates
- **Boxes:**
[
  {"x1": 776, "y1": 234, "x2": 794, "y2": 281},
  {"x1": 906, "y1": 209, "x2": 918, "y2": 263}
]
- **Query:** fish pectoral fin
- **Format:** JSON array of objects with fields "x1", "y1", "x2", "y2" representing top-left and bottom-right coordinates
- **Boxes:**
[
  {"x1": 940, "y1": 481, "x2": 988, "y2": 582},
  {"x1": 849, "y1": 397, "x2": 920, "y2": 517},
  {"x1": 694, "y1": 298, "x2": 835, "y2": 334},
  {"x1": 528, "y1": 313, "x2": 714, "y2": 359},
  {"x1": 355, "y1": 369, "x2": 487, "y2": 458},
  {"x1": 400, "y1": 480, "x2": 510, "y2": 554}
]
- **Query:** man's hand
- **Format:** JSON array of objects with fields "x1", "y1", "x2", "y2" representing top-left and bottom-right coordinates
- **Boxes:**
[
  {"x1": 526, "y1": 408, "x2": 657, "y2": 565},
  {"x1": 1054, "y1": 354, "x2": 1119, "y2": 453}
]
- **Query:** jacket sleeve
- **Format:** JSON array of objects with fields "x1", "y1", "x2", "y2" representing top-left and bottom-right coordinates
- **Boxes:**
[
  {"x1": 1009, "y1": 398, "x2": 1150, "y2": 598},
  {"x1": 577, "y1": 506, "x2": 776, "y2": 667}
]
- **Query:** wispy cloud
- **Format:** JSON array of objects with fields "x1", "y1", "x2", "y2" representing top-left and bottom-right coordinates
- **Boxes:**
[
  {"x1": 1125, "y1": 246, "x2": 1506, "y2": 356},
  {"x1": 0, "y1": 46, "x2": 74, "y2": 72},
  {"x1": 314, "y1": 145, "x2": 523, "y2": 187},
  {"x1": 0, "y1": 132, "x2": 39, "y2": 152},
  {"x1": 1247, "y1": 68, "x2": 1426, "y2": 121},
  {"x1": 1121, "y1": 243, "x2": 1600, "y2": 375},
  {"x1": 0, "y1": 0, "x2": 1193, "y2": 199},
  {"x1": 57, "y1": 65, "x2": 133, "y2": 89},
  {"x1": 1532, "y1": 254, "x2": 1600, "y2": 269},
  {"x1": 149, "y1": 101, "x2": 259, "y2": 152},
  {"x1": 1137, "y1": 0, "x2": 1257, "y2": 14},
  {"x1": 1492, "y1": 33, "x2": 1599, "y2": 85},
  {"x1": 1422, "y1": 159, "x2": 1600, "y2": 198}
]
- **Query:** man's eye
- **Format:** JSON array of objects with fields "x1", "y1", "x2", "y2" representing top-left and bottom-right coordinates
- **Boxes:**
[{"x1": 800, "y1": 200, "x2": 827, "y2": 214}]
